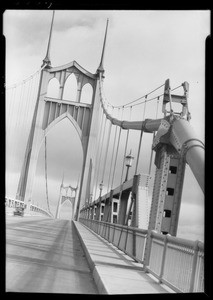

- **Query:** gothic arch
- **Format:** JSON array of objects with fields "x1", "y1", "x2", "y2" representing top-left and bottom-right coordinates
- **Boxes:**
[
  {"x1": 63, "y1": 73, "x2": 77, "y2": 101},
  {"x1": 47, "y1": 77, "x2": 60, "y2": 98},
  {"x1": 45, "y1": 113, "x2": 82, "y2": 142},
  {"x1": 81, "y1": 83, "x2": 93, "y2": 104}
]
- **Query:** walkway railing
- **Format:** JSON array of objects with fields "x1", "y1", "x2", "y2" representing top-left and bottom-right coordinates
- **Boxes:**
[
  {"x1": 80, "y1": 217, "x2": 147, "y2": 263},
  {"x1": 79, "y1": 217, "x2": 204, "y2": 293},
  {"x1": 5, "y1": 197, "x2": 52, "y2": 218},
  {"x1": 146, "y1": 231, "x2": 204, "y2": 293},
  {"x1": 5, "y1": 197, "x2": 26, "y2": 209}
]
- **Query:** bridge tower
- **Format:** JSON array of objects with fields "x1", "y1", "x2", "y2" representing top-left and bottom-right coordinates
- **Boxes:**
[
  {"x1": 143, "y1": 78, "x2": 204, "y2": 268},
  {"x1": 15, "y1": 13, "x2": 109, "y2": 220},
  {"x1": 55, "y1": 174, "x2": 78, "y2": 219},
  {"x1": 147, "y1": 79, "x2": 190, "y2": 236}
]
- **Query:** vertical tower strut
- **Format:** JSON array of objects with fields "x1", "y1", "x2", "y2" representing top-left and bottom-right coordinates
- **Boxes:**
[
  {"x1": 42, "y1": 10, "x2": 55, "y2": 67},
  {"x1": 97, "y1": 19, "x2": 109, "y2": 73}
]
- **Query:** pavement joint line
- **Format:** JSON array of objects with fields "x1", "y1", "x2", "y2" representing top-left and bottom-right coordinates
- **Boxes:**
[{"x1": 73, "y1": 221, "x2": 170, "y2": 294}]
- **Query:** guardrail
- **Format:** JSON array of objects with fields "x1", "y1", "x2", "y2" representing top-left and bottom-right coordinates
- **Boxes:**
[
  {"x1": 5, "y1": 197, "x2": 53, "y2": 218},
  {"x1": 146, "y1": 231, "x2": 204, "y2": 293},
  {"x1": 30, "y1": 204, "x2": 53, "y2": 217},
  {"x1": 5, "y1": 197, "x2": 26, "y2": 209},
  {"x1": 79, "y1": 217, "x2": 204, "y2": 293},
  {"x1": 79, "y1": 217, "x2": 147, "y2": 263}
]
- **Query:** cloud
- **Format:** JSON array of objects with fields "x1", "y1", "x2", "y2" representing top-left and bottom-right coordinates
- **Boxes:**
[
  {"x1": 182, "y1": 165, "x2": 204, "y2": 205},
  {"x1": 53, "y1": 11, "x2": 101, "y2": 31},
  {"x1": 5, "y1": 10, "x2": 208, "y2": 234},
  {"x1": 178, "y1": 202, "x2": 204, "y2": 241},
  {"x1": 4, "y1": 10, "x2": 108, "y2": 61}
]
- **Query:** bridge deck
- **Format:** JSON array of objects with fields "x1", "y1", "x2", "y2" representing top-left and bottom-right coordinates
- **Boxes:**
[{"x1": 6, "y1": 216, "x2": 98, "y2": 294}]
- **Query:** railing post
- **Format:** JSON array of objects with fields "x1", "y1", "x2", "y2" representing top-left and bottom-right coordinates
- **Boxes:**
[
  {"x1": 112, "y1": 223, "x2": 116, "y2": 244},
  {"x1": 159, "y1": 234, "x2": 170, "y2": 283},
  {"x1": 133, "y1": 228, "x2": 136, "y2": 257},
  {"x1": 189, "y1": 240, "x2": 200, "y2": 292},
  {"x1": 98, "y1": 218, "x2": 101, "y2": 235},
  {"x1": 143, "y1": 230, "x2": 153, "y2": 271}
]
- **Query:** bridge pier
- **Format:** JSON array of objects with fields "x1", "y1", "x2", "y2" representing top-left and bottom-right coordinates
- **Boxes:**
[
  {"x1": 103, "y1": 199, "x2": 111, "y2": 222},
  {"x1": 103, "y1": 190, "x2": 113, "y2": 222},
  {"x1": 118, "y1": 190, "x2": 130, "y2": 225}
]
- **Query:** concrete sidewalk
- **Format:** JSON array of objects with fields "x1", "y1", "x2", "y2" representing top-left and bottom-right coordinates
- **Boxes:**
[{"x1": 73, "y1": 221, "x2": 172, "y2": 294}]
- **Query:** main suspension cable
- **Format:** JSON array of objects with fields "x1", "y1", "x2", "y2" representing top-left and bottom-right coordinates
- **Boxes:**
[
  {"x1": 100, "y1": 72, "x2": 184, "y2": 112},
  {"x1": 5, "y1": 64, "x2": 47, "y2": 90},
  {"x1": 112, "y1": 83, "x2": 165, "y2": 108}
]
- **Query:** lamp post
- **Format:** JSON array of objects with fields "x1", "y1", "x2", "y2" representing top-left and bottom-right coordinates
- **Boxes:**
[
  {"x1": 98, "y1": 181, "x2": 104, "y2": 221},
  {"x1": 125, "y1": 150, "x2": 134, "y2": 182},
  {"x1": 99, "y1": 181, "x2": 104, "y2": 197},
  {"x1": 89, "y1": 193, "x2": 93, "y2": 204}
]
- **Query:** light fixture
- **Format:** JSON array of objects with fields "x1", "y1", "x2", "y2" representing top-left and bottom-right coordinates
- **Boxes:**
[
  {"x1": 125, "y1": 150, "x2": 134, "y2": 182},
  {"x1": 99, "y1": 181, "x2": 104, "y2": 197}
]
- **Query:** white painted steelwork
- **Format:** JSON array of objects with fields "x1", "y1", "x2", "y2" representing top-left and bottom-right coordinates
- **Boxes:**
[{"x1": 79, "y1": 217, "x2": 204, "y2": 293}]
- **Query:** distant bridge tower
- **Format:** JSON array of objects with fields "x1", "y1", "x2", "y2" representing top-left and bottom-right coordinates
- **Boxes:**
[
  {"x1": 15, "y1": 12, "x2": 109, "y2": 220},
  {"x1": 55, "y1": 175, "x2": 78, "y2": 219}
]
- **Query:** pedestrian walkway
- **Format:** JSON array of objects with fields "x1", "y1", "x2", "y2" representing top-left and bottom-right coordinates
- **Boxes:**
[{"x1": 73, "y1": 221, "x2": 172, "y2": 294}]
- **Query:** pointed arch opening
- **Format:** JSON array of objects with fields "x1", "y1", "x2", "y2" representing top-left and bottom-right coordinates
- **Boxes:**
[
  {"x1": 32, "y1": 117, "x2": 83, "y2": 218},
  {"x1": 81, "y1": 83, "x2": 93, "y2": 104},
  {"x1": 59, "y1": 200, "x2": 73, "y2": 220},
  {"x1": 47, "y1": 78, "x2": 60, "y2": 98},
  {"x1": 63, "y1": 73, "x2": 77, "y2": 101}
]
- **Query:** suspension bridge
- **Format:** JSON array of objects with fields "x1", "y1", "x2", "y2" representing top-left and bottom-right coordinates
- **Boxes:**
[{"x1": 6, "y1": 13, "x2": 204, "y2": 294}]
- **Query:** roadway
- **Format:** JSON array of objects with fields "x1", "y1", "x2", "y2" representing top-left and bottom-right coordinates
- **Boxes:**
[{"x1": 6, "y1": 215, "x2": 98, "y2": 294}]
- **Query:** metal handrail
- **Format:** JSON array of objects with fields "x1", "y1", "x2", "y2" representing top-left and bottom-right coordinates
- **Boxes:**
[{"x1": 79, "y1": 217, "x2": 204, "y2": 293}]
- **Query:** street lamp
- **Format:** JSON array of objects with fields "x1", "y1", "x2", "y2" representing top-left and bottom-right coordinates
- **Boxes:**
[
  {"x1": 99, "y1": 181, "x2": 104, "y2": 197},
  {"x1": 98, "y1": 181, "x2": 104, "y2": 221},
  {"x1": 125, "y1": 150, "x2": 134, "y2": 182},
  {"x1": 89, "y1": 193, "x2": 93, "y2": 204}
]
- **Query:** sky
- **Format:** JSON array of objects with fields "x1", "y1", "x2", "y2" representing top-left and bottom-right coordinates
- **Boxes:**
[{"x1": 4, "y1": 10, "x2": 209, "y2": 241}]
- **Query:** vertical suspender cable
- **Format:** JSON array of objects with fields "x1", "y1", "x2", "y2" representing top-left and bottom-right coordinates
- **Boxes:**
[
  {"x1": 24, "y1": 76, "x2": 33, "y2": 135},
  {"x1": 44, "y1": 136, "x2": 51, "y2": 214},
  {"x1": 117, "y1": 107, "x2": 132, "y2": 243},
  {"x1": 106, "y1": 108, "x2": 120, "y2": 193},
  {"x1": 6, "y1": 67, "x2": 44, "y2": 200},
  {"x1": 10, "y1": 83, "x2": 24, "y2": 196},
  {"x1": 110, "y1": 107, "x2": 124, "y2": 190},
  {"x1": 105, "y1": 105, "x2": 123, "y2": 224},
  {"x1": 6, "y1": 85, "x2": 17, "y2": 193},
  {"x1": 6, "y1": 86, "x2": 16, "y2": 196},
  {"x1": 148, "y1": 96, "x2": 160, "y2": 175},
  {"x1": 6, "y1": 87, "x2": 15, "y2": 139},
  {"x1": 134, "y1": 96, "x2": 147, "y2": 175},
  {"x1": 92, "y1": 106, "x2": 105, "y2": 200},
  {"x1": 101, "y1": 109, "x2": 113, "y2": 183},
  {"x1": 119, "y1": 106, "x2": 132, "y2": 185},
  {"x1": 94, "y1": 112, "x2": 108, "y2": 199}
]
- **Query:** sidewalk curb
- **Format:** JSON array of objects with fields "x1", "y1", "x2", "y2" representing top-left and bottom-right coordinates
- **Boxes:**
[
  {"x1": 73, "y1": 221, "x2": 170, "y2": 295},
  {"x1": 73, "y1": 221, "x2": 107, "y2": 294}
]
